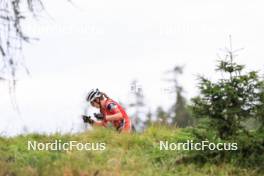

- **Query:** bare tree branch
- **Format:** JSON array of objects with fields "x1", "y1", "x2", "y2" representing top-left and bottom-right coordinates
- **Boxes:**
[{"x1": 0, "y1": 0, "x2": 43, "y2": 111}]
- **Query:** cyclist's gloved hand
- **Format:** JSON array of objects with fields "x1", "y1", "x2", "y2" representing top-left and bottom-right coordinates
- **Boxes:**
[
  {"x1": 94, "y1": 113, "x2": 105, "y2": 120},
  {"x1": 82, "y1": 115, "x2": 94, "y2": 125}
]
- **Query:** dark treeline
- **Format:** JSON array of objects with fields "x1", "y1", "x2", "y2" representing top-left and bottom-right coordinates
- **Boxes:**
[{"x1": 129, "y1": 66, "x2": 193, "y2": 130}]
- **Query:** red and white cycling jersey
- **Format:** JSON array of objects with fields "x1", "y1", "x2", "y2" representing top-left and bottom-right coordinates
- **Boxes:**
[{"x1": 100, "y1": 99, "x2": 131, "y2": 132}]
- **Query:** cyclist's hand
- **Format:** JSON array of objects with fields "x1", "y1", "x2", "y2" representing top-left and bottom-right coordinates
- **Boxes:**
[
  {"x1": 82, "y1": 115, "x2": 94, "y2": 125},
  {"x1": 94, "y1": 113, "x2": 105, "y2": 120}
]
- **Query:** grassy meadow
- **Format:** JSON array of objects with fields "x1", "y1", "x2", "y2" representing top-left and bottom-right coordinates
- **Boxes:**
[{"x1": 0, "y1": 125, "x2": 262, "y2": 176}]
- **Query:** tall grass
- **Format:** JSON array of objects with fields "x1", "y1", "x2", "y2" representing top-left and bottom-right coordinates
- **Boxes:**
[{"x1": 0, "y1": 125, "x2": 261, "y2": 176}]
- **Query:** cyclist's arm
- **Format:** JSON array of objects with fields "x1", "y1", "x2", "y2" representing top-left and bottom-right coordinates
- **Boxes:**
[
  {"x1": 105, "y1": 102, "x2": 123, "y2": 121},
  {"x1": 105, "y1": 112, "x2": 123, "y2": 121}
]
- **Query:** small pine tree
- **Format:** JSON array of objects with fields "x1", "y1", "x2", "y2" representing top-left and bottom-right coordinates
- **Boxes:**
[
  {"x1": 156, "y1": 106, "x2": 169, "y2": 125},
  {"x1": 191, "y1": 50, "x2": 264, "y2": 139},
  {"x1": 173, "y1": 86, "x2": 193, "y2": 127}
]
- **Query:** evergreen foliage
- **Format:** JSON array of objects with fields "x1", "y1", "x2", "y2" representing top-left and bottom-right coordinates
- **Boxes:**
[{"x1": 191, "y1": 50, "x2": 264, "y2": 169}]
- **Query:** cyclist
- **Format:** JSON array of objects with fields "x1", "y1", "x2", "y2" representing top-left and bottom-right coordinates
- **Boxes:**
[{"x1": 82, "y1": 88, "x2": 132, "y2": 133}]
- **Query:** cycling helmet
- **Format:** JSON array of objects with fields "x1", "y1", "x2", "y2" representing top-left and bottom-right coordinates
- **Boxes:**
[{"x1": 87, "y1": 88, "x2": 101, "y2": 103}]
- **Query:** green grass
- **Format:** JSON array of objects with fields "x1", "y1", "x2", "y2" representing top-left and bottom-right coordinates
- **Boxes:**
[{"x1": 0, "y1": 125, "x2": 261, "y2": 176}]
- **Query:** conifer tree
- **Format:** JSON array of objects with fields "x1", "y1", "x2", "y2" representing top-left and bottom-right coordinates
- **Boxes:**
[
  {"x1": 192, "y1": 45, "x2": 264, "y2": 139},
  {"x1": 165, "y1": 66, "x2": 192, "y2": 127}
]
